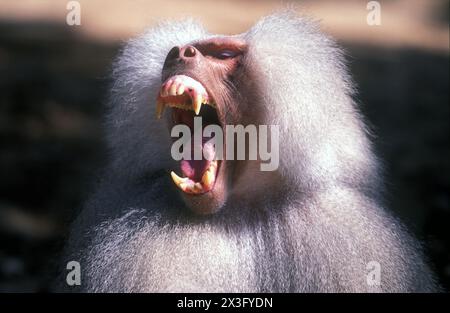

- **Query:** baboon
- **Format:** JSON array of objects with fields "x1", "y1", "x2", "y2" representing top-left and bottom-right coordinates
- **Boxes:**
[{"x1": 61, "y1": 12, "x2": 438, "y2": 292}]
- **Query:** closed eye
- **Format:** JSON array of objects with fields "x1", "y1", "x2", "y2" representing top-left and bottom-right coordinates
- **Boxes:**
[
  {"x1": 213, "y1": 50, "x2": 239, "y2": 60},
  {"x1": 194, "y1": 40, "x2": 247, "y2": 60}
]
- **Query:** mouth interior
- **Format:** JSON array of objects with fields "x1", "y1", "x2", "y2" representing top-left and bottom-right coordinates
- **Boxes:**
[
  {"x1": 156, "y1": 75, "x2": 222, "y2": 195},
  {"x1": 173, "y1": 106, "x2": 220, "y2": 182}
]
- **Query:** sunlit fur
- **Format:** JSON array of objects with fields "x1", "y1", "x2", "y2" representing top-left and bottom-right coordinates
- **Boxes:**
[{"x1": 62, "y1": 12, "x2": 438, "y2": 292}]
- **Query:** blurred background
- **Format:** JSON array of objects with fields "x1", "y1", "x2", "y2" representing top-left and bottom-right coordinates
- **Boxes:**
[{"x1": 0, "y1": 0, "x2": 448, "y2": 292}]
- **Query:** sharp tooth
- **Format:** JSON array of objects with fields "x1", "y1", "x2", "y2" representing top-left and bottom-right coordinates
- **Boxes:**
[
  {"x1": 171, "y1": 171, "x2": 188, "y2": 187},
  {"x1": 169, "y1": 83, "x2": 178, "y2": 96},
  {"x1": 176, "y1": 85, "x2": 185, "y2": 95},
  {"x1": 201, "y1": 170, "x2": 214, "y2": 189},
  {"x1": 193, "y1": 95, "x2": 202, "y2": 115},
  {"x1": 156, "y1": 99, "x2": 165, "y2": 119}
]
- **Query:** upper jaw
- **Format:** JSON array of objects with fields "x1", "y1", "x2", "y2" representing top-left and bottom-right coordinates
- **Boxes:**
[{"x1": 156, "y1": 74, "x2": 217, "y2": 118}]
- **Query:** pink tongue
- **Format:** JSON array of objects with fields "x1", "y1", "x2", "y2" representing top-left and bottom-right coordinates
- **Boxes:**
[{"x1": 180, "y1": 138, "x2": 215, "y2": 182}]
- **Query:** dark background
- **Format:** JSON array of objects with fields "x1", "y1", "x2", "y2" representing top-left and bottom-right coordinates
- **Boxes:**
[{"x1": 0, "y1": 0, "x2": 448, "y2": 292}]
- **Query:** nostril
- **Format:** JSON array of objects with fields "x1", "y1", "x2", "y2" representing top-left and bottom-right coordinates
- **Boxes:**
[
  {"x1": 183, "y1": 46, "x2": 196, "y2": 58},
  {"x1": 166, "y1": 46, "x2": 180, "y2": 61}
]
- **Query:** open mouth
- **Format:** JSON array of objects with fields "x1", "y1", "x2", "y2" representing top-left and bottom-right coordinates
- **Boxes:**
[{"x1": 156, "y1": 75, "x2": 222, "y2": 195}]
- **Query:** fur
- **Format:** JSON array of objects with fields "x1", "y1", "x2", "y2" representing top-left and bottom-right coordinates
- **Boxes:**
[{"x1": 61, "y1": 12, "x2": 438, "y2": 292}]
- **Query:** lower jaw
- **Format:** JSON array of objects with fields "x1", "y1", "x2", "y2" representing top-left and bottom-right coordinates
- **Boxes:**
[
  {"x1": 174, "y1": 159, "x2": 221, "y2": 195},
  {"x1": 178, "y1": 164, "x2": 227, "y2": 215}
]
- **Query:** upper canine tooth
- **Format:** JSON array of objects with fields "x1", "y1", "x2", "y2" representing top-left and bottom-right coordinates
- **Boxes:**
[
  {"x1": 193, "y1": 95, "x2": 202, "y2": 115},
  {"x1": 156, "y1": 99, "x2": 165, "y2": 119}
]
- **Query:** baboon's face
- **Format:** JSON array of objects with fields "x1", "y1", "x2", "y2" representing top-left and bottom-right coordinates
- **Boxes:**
[{"x1": 155, "y1": 37, "x2": 249, "y2": 215}]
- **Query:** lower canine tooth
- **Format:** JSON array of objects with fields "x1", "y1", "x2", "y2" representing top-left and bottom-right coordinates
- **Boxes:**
[
  {"x1": 171, "y1": 171, "x2": 188, "y2": 187},
  {"x1": 202, "y1": 170, "x2": 214, "y2": 189}
]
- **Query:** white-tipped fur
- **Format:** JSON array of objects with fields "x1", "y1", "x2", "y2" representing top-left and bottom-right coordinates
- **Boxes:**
[
  {"x1": 61, "y1": 12, "x2": 438, "y2": 292},
  {"x1": 106, "y1": 19, "x2": 210, "y2": 180}
]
